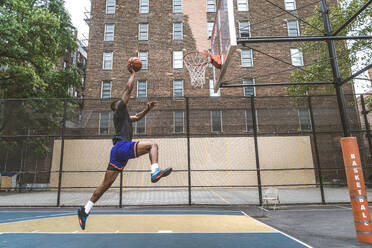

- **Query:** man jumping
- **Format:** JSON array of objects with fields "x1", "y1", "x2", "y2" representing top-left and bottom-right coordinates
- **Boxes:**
[{"x1": 77, "y1": 68, "x2": 172, "y2": 230}]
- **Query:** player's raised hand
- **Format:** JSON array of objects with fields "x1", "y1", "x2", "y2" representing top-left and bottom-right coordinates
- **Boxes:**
[{"x1": 147, "y1": 101, "x2": 157, "y2": 110}]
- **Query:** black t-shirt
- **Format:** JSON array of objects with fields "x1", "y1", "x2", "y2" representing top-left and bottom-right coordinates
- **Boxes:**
[{"x1": 112, "y1": 101, "x2": 133, "y2": 143}]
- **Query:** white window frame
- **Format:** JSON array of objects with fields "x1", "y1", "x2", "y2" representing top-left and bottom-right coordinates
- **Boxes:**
[
  {"x1": 174, "y1": 111, "x2": 184, "y2": 133},
  {"x1": 138, "y1": 51, "x2": 148, "y2": 70},
  {"x1": 173, "y1": 22, "x2": 183, "y2": 40},
  {"x1": 173, "y1": 80, "x2": 184, "y2": 97},
  {"x1": 137, "y1": 80, "x2": 147, "y2": 98},
  {"x1": 298, "y1": 108, "x2": 312, "y2": 131},
  {"x1": 237, "y1": 0, "x2": 249, "y2": 11},
  {"x1": 173, "y1": 51, "x2": 183, "y2": 69},
  {"x1": 139, "y1": 0, "x2": 149, "y2": 13},
  {"x1": 206, "y1": 0, "x2": 216, "y2": 12},
  {"x1": 103, "y1": 52, "x2": 113, "y2": 70},
  {"x1": 99, "y1": 112, "x2": 110, "y2": 135},
  {"x1": 139, "y1": 23, "x2": 149, "y2": 41},
  {"x1": 239, "y1": 21, "x2": 250, "y2": 38},
  {"x1": 243, "y1": 79, "x2": 255, "y2": 97},
  {"x1": 135, "y1": 117, "x2": 146, "y2": 134},
  {"x1": 207, "y1": 22, "x2": 214, "y2": 39},
  {"x1": 173, "y1": 0, "x2": 182, "y2": 13},
  {"x1": 241, "y1": 49, "x2": 253, "y2": 67},
  {"x1": 106, "y1": 0, "x2": 115, "y2": 14},
  {"x1": 209, "y1": 79, "x2": 220, "y2": 97},
  {"x1": 104, "y1": 24, "x2": 115, "y2": 41},
  {"x1": 211, "y1": 110, "x2": 223, "y2": 133},
  {"x1": 287, "y1": 20, "x2": 300, "y2": 36},
  {"x1": 284, "y1": 0, "x2": 296, "y2": 11},
  {"x1": 290, "y1": 48, "x2": 304, "y2": 67},
  {"x1": 101, "y1": 80, "x2": 112, "y2": 99},
  {"x1": 245, "y1": 110, "x2": 258, "y2": 133}
]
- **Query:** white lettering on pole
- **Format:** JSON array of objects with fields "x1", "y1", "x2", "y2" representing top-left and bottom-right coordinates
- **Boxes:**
[
  {"x1": 361, "y1": 205, "x2": 366, "y2": 211},
  {"x1": 360, "y1": 199, "x2": 364, "y2": 203},
  {"x1": 356, "y1": 182, "x2": 361, "y2": 188},
  {"x1": 354, "y1": 168, "x2": 358, "y2": 173},
  {"x1": 358, "y1": 189, "x2": 362, "y2": 195},
  {"x1": 351, "y1": 154, "x2": 356, "y2": 159},
  {"x1": 363, "y1": 212, "x2": 367, "y2": 218},
  {"x1": 355, "y1": 175, "x2": 360, "y2": 181},
  {"x1": 352, "y1": 161, "x2": 357, "y2": 166}
]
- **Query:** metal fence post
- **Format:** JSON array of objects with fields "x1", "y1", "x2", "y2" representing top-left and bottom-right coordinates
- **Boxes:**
[
  {"x1": 119, "y1": 170, "x2": 123, "y2": 208},
  {"x1": 186, "y1": 97, "x2": 192, "y2": 205},
  {"x1": 56, "y1": 98, "x2": 67, "y2": 207},
  {"x1": 251, "y1": 96, "x2": 262, "y2": 205},
  {"x1": 308, "y1": 96, "x2": 326, "y2": 204},
  {"x1": 360, "y1": 94, "x2": 372, "y2": 158}
]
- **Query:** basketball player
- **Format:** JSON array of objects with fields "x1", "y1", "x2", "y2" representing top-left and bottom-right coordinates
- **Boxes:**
[{"x1": 77, "y1": 66, "x2": 172, "y2": 230}]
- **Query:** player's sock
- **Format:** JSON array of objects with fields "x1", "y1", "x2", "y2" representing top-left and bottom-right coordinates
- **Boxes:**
[
  {"x1": 151, "y1": 163, "x2": 159, "y2": 174},
  {"x1": 84, "y1": 200, "x2": 94, "y2": 214}
]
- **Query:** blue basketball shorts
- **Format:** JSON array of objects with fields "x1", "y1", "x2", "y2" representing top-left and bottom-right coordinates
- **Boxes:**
[{"x1": 108, "y1": 140, "x2": 138, "y2": 171}]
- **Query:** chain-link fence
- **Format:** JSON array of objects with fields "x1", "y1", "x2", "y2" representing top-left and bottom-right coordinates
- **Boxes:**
[{"x1": 1, "y1": 94, "x2": 372, "y2": 207}]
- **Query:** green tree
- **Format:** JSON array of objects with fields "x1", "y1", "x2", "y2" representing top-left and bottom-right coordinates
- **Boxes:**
[
  {"x1": 287, "y1": 0, "x2": 372, "y2": 96},
  {"x1": 0, "y1": 0, "x2": 82, "y2": 160}
]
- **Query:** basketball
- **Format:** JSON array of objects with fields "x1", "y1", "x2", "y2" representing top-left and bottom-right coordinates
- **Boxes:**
[{"x1": 128, "y1": 57, "x2": 142, "y2": 72}]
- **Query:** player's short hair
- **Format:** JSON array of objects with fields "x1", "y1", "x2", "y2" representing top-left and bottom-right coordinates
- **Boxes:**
[{"x1": 111, "y1": 100, "x2": 120, "y2": 112}]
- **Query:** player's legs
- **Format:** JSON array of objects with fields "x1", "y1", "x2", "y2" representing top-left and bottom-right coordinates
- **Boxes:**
[
  {"x1": 136, "y1": 141, "x2": 172, "y2": 183},
  {"x1": 136, "y1": 141, "x2": 158, "y2": 164},
  {"x1": 90, "y1": 170, "x2": 120, "y2": 203}
]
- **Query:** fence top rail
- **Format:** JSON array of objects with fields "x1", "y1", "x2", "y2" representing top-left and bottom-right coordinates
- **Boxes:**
[{"x1": 0, "y1": 93, "x2": 368, "y2": 101}]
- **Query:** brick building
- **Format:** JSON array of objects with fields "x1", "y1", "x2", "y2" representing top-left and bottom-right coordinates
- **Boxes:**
[{"x1": 80, "y1": 0, "x2": 364, "y2": 182}]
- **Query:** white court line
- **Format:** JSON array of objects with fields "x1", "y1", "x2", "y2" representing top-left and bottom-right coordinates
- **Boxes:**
[
  {"x1": 0, "y1": 231, "x2": 278, "y2": 234},
  {"x1": 258, "y1": 206, "x2": 271, "y2": 212},
  {"x1": 73, "y1": 231, "x2": 79, "y2": 233},
  {"x1": 158, "y1": 230, "x2": 173, "y2": 233},
  {"x1": 31, "y1": 230, "x2": 39, "y2": 233},
  {"x1": 115, "y1": 230, "x2": 119, "y2": 233},
  {"x1": 334, "y1": 205, "x2": 352, "y2": 210},
  {"x1": 0, "y1": 213, "x2": 73, "y2": 224},
  {"x1": 241, "y1": 211, "x2": 313, "y2": 248}
]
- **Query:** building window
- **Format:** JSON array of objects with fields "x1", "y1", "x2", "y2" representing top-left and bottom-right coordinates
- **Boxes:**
[
  {"x1": 284, "y1": 0, "x2": 296, "y2": 10},
  {"x1": 239, "y1": 21, "x2": 250, "y2": 38},
  {"x1": 208, "y1": 22, "x2": 214, "y2": 39},
  {"x1": 106, "y1": 0, "x2": 115, "y2": 14},
  {"x1": 299, "y1": 108, "x2": 311, "y2": 131},
  {"x1": 101, "y1": 81, "x2": 112, "y2": 99},
  {"x1": 206, "y1": 0, "x2": 216, "y2": 12},
  {"x1": 287, "y1": 20, "x2": 299, "y2": 36},
  {"x1": 99, "y1": 112, "x2": 110, "y2": 134},
  {"x1": 173, "y1": 51, "x2": 183, "y2": 69},
  {"x1": 173, "y1": 0, "x2": 182, "y2": 13},
  {"x1": 237, "y1": 0, "x2": 249, "y2": 11},
  {"x1": 211, "y1": 110, "x2": 222, "y2": 132},
  {"x1": 136, "y1": 117, "x2": 146, "y2": 134},
  {"x1": 245, "y1": 110, "x2": 258, "y2": 133},
  {"x1": 209, "y1": 79, "x2": 220, "y2": 97},
  {"x1": 173, "y1": 80, "x2": 184, "y2": 97},
  {"x1": 104, "y1": 24, "x2": 115, "y2": 41},
  {"x1": 290, "y1": 48, "x2": 304, "y2": 67},
  {"x1": 243, "y1": 79, "x2": 255, "y2": 96},
  {"x1": 173, "y1": 23, "x2": 183, "y2": 40},
  {"x1": 137, "y1": 81, "x2": 147, "y2": 98},
  {"x1": 103, "y1": 52, "x2": 113, "y2": 70},
  {"x1": 138, "y1": 51, "x2": 148, "y2": 70},
  {"x1": 139, "y1": 23, "x2": 149, "y2": 41},
  {"x1": 139, "y1": 0, "x2": 149, "y2": 13},
  {"x1": 241, "y1": 49, "x2": 253, "y2": 67},
  {"x1": 174, "y1": 111, "x2": 184, "y2": 133}
]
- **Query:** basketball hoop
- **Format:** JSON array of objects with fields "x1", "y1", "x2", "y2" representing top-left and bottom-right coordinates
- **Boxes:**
[{"x1": 183, "y1": 51, "x2": 221, "y2": 88}]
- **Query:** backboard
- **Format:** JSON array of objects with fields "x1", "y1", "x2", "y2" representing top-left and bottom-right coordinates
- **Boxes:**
[{"x1": 211, "y1": 0, "x2": 237, "y2": 92}]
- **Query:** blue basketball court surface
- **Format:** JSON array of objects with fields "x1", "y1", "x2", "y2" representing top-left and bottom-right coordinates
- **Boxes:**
[{"x1": 0, "y1": 209, "x2": 311, "y2": 248}]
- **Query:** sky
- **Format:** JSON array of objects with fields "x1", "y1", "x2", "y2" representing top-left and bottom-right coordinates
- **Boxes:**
[{"x1": 64, "y1": 0, "x2": 91, "y2": 43}]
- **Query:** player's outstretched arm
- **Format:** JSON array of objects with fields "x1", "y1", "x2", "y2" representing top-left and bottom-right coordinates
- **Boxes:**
[
  {"x1": 121, "y1": 69, "x2": 136, "y2": 105},
  {"x1": 130, "y1": 102, "x2": 157, "y2": 122}
]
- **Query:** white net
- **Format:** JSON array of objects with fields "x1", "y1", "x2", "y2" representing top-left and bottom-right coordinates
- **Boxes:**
[{"x1": 184, "y1": 52, "x2": 210, "y2": 88}]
